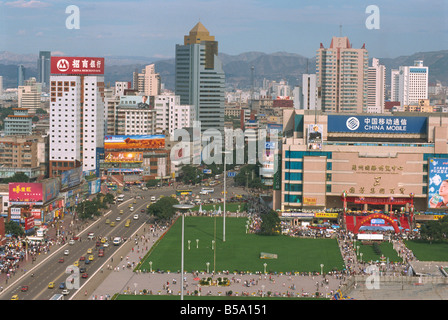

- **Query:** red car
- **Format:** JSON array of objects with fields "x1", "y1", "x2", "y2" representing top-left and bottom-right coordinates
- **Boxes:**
[
  {"x1": 81, "y1": 273, "x2": 88, "y2": 279},
  {"x1": 21, "y1": 286, "x2": 28, "y2": 292},
  {"x1": 58, "y1": 258, "x2": 64, "y2": 263},
  {"x1": 79, "y1": 256, "x2": 86, "y2": 261},
  {"x1": 98, "y1": 250, "x2": 104, "y2": 257}
]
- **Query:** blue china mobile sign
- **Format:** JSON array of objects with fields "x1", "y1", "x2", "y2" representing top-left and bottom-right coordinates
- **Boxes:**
[{"x1": 328, "y1": 115, "x2": 427, "y2": 134}]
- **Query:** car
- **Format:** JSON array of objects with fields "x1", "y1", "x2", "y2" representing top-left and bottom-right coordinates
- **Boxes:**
[
  {"x1": 150, "y1": 196, "x2": 156, "y2": 201},
  {"x1": 129, "y1": 207, "x2": 134, "y2": 212},
  {"x1": 84, "y1": 259, "x2": 90, "y2": 265},
  {"x1": 128, "y1": 204, "x2": 132, "y2": 208},
  {"x1": 110, "y1": 221, "x2": 116, "y2": 227},
  {"x1": 87, "y1": 248, "x2": 93, "y2": 254},
  {"x1": 48, "y1": 282, "x2": 55, "y2": 289},
  {"x1": 73, "y1": 236, "x2": 80, "y2": 241},
  {"x1": 141, "y1": 209, "x2": 145, "y2": 213},
  {"x1": 88, "y1": 255, "x2": 94, "y2": 261},
  {"x1": 103, "y1": 242, "x2": 110, "y2": 248},
  {"x1": 87, "y1": 232, "x2": 94, "y2": 239},
  {"x1": 59, "y1": 282, "x2": 65, "y2": 289},
  {"x1": 58, "y1": 257, "x2": 64, "y2": 263},
  {"x1": 133, "y1": 214, "x2": 139, "y2": 220},
  {"x1": 96, "y1": 241, "x2": 101, "y2": 247},
  {"x1": 64, "y1": 250, "x2": 69, "y2": 256},
  {"x1": 79, "y1": 267, "x2": 86, "y2": 273},
  {"x1": 119, "y1": 209, "x2": 124, "y2": 214},
  {"x1": 133, "y1": 200, "x2": 136, "y2": 204},
  {"x1": 105, "y1": 219, "x2": 110, "y2": 224},
  {"x1": 116, "y1": 216, "x2": 121, "y2": 221},
  {"x1": 61, "y1": 289, "x2": 70, "y2": 296},
  {"x1": 73, "y1": 261, "x2": 79, "y2": 267},
  {"x1": 21, "y1": 285, "x2": 28, "y2": 292},
  {"x1": 81, "y1": 273, "x2": 88, "y2": 279},
  {"x1": 98, "y1": 250, "x2": 104, "y2": 257},
  {"x1": 11, "y1": 295, "x2": 19, "y2": 300},
  {"x1": 69, "y1": 239, "x2": 75, "y2": 245},
  {"x1": 125, "y1": 222, "x2": 130, "y2": 227},
  {"x1": 101, "y1": 237, "x2": 107, "y2": 243},
  {"x1": 79, "y1": 256, "x2": 85, "y2": 261}
]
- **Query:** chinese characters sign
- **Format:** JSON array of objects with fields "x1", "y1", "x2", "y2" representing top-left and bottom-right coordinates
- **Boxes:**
[
  {"x1": 9, "y1": 183, "x2": 44, "y2": 205},
  {"x1": 428, "y1": 158, "x2": 448, "y2": 209},
  {"x1": 328, "y1": 115, "x2": 427, "y2": 134},
  {"x1": 51, "y1": 57, "x2": 104, "y2": 75}
]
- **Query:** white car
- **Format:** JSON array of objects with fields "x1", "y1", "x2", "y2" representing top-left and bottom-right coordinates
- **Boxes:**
[
  {"x1": 87, "y1": 232, "x2": 94, "y2": 240},
  {"x1": 103, "y1": 242, "x2": 110, "y2": 248},
  {"x1": 68, "y1": 239, "x2": 75, "y2": 245},
  {"x1": 133, "y1": 214, "x2": 139, "y2": 220},
  {"x1": 150, "y1": 196, "x2": 156, "y2": 201},
  {"x1": 116, "y1": 216, "x2": 121, "y2": 221},
  {"x1": 64, "y1": 249, "x2": 69, "y2": 255},
  {"x1": 61, "y1": 289, "x2": 70, "y2": 296}
]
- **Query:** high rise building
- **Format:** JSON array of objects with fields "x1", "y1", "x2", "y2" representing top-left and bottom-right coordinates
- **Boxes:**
[
  {"x1": 367, "y1": 58, "x2": 386, "y2": 113},
  {"x1": 37, "y1": 51, "x2": 51, "y2": 89},
  {"x1": 391, "y1": 60, "x2": 429, "y2": 108},
  {"x1": 0, "y1": 76, "x2": 3, "y2": 95},
  {"x1": 390, "y1": 69, "x2": 400, "y2": 102},
  {"x1": 135, "y1": 64, "x2": 160, "y2": 96},
  {"x1": 175, "y1": 22, "x2": 225, "y2": 135},
  {"x1": 301, "y1": 74, "x2": 320, "y2": 110},
  {"x1": 154, "y1": 93, "x2": 195, "y2": 136},
  {"x1": 316, "y1": 36, "x2": 369, "y2": 113},
  {"x1": 49, "y1": 57, "x2": 105, "y2": 177},
  {"x1": 18, "y1": 77, "x2": 42, "y2": 111},
  {"x1": 17, "y1": 65, "x2": 25, "y2": 87}
]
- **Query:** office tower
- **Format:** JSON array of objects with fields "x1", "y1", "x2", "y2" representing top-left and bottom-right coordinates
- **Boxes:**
[
  {"x1": 316, "y1": 36, "x2": 369, "y2": 113},
  {"x1": 0, "y1": 76, "x2": 3, "y2": 95},
  {"x1": 37, "y1": 51, "x2": 51, "y2": 89},
  {"x1": 4, "y1": 108, "x2": 33, "y2": 136},
  {"x1": 393, "y1": 60, "x2": 429, "y2": 107},
  {"x1": 301, "y1": 74, "x2": 320, "y2": 110},
  {"x1": 18, "y1": 65, "x2": 25, "y2": 87},
  {"x1": 49, "y1": 57, "x2": 105, "y2": 177},
  {"x1": 154, "y1": 93, "x2": 195, "y2": 136},
  {"x1": 115, "y1": 81, "x2": 131, "y2": 96},
  {"x1": 390, "y1": 69, "x2": 400, "y2": 102},
  {"x1": 367, "y1": 58, "x2": 386, "y2": 113},
  {"x1": 175, "y1": 22, "x2": 225, "y2": 135},
  {"x1": 135, "y1": 64, "x2": 160, "y2": 96},
  {"x1": 18, "y1": 77, "x2": 42, "y2": 111}
]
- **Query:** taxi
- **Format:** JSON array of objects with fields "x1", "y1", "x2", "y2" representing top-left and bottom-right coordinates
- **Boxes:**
[
  {"x1": 128, "y1": 204, "x2": 132, "y2": 208},
  {"x1": 48, "y1": 282, "x2": 55, "y2": 289},
  {"x1": 11, "y1": 295, "x2": 19, "y2": 300},
  {"x1": 74, "y1": 261, "x2": 79, "y2": 267},
  {"x1": 87, "y1": 248, "x2": 93, "y2": 254},
  {"x1": 101, "y1": 237, "x2": 107, "y2": 243},
  {"x1": 110, "y1": 221, "x2": 116, "y2": 227},
  {"x1": 105, "y1": 219, "x2": 110, "y2": 224},
  {"x1": 88, "y1": 255, "x2": 94, "y2": 261},
  {"x1": 120, "y1": 209, "x2": 124, "y2": 214},
  {"x1": 133, "y1": 200, "x2": 137, "y2": 204}
]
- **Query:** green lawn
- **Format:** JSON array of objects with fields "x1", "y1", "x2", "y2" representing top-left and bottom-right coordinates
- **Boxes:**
[
  {"x1": 138, "y1": 216, "x2": 345, "y2": 274},
  {"x1": 405, "y1": 240, "x2": 448, "y2": 261},
  {"x1": 357, "y1": 242, "x2": 402, "y2": 263}
]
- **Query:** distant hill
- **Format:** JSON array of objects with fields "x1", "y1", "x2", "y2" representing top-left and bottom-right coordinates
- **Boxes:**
[{"x1": 1, "y1": 50, "x2": 447, "y2": 91}]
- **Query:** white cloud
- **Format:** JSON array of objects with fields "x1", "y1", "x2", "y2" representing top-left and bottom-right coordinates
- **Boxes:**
[{"x1": 5, "y1": 0, "x2": 50, "y2": 8}]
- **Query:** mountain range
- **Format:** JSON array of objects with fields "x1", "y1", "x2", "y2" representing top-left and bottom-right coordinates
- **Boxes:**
[{"x1": 1, "y1": 50, "x2": 447, "y2": 91}]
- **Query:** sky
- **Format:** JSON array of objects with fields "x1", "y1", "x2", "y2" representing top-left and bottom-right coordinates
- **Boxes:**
[{"x1": 0, "y1": 0, "x2": 447, "y2": 60}]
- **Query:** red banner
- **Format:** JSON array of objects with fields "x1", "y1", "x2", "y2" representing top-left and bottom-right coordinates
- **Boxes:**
[
  {"x1": 9, "y1": 183, "x2": 44, "y2": 205},
  {"x1": 51, "y1": 57, "x2": 104, "y2": 75},
  {"x1": 25, "y1": 217, "x2": 35, "y2": 231}
]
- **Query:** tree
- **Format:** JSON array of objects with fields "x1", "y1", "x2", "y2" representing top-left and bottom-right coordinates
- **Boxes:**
[
  {"x1": 259, "y1": 210, "x2": 281, "y2": 235},
  {"x1": 148, "y1": 196, "x2": 179, "y2": 222},
  {"x1": 5, "y1": 221, "x2": 24, "y2": 237},
  {"x1": 76, "y1": 200, "x2": 101, "y2": 220},
  {"x1": 1, "y1": 172, "x2": 30, "y2": 183},
  {"x1": 103, "y1": 193, "x2": 115, "y2": 205},
  {"x1": 146, "y1": 179, "x2": 160, "y2": 188},
  {"x1": 179, "y1": 165, "x2": 201, "y2": 185},
  {"x1": 420, "y1": 216, "x2": 448, "y2": 243}
]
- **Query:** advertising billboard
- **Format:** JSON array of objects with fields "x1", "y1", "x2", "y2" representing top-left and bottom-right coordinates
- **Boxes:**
[
  {"x1": 51, "y1": 57, "x2": 104, "y2": 75},
  {"x1": 428, "y1": 158, "x2": 448, "y2": 208},
  {"x1": 60, "y1": 166, "x2": 83, "y2": 190},
  {"x1": 104, "y1": 135, "x2": 165, "y2": 150},
  {"x1": 9, "y1": 183, "x2": 44, "y2": 205},
  {"x1": 307, "y1": 124, "x2": 323, "y2": 150},
  {"x1": 105, "y1": 152, "x2": 143, "y2": 163},
  {"x1": 328, "y1": 115, "x2": 427, "y2": 134}
]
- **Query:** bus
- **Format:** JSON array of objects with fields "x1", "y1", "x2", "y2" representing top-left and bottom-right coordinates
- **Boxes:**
[
  {"x1": 117, "y1": 194, "x2": 125, "y2": 202},
  {"x1": 50, "y1": 294, "x2": 64, "y2": 300},
  {"x1": 106, "y1": 183, "x2": 118, "y2": 191},
  {"x1": 176, "y1": 190, "x2": 192, "y2": 196},
  {"x1": 200, "y1": 188, "x2": 214, "y2": 194}
]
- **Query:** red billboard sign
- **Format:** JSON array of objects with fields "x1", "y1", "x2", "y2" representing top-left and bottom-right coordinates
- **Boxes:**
[
  {"x1": 9, "y1": 183, "x2": 44, "y2": 205},
  {"x1": 51, "y1": 57, "x2": 104, "y2": 75},
  {"x1": 25, "y1": 217, "x2": 35, "y2": 231}
]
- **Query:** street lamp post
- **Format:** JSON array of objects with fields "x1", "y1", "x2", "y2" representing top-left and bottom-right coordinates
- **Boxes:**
[{"x1": 173, "y1": 204, "x2": 194, "y2": 301}]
